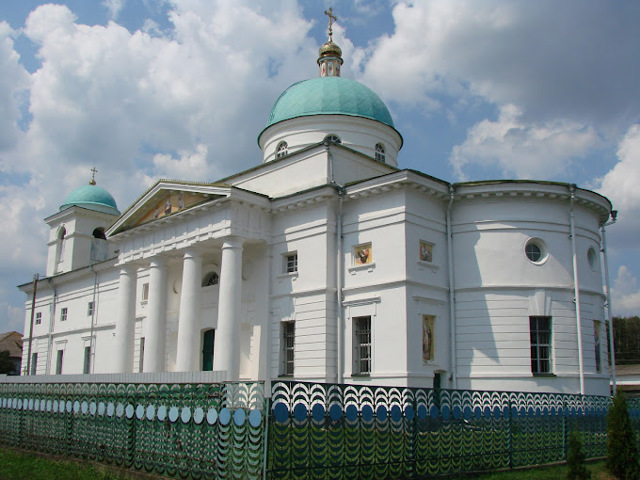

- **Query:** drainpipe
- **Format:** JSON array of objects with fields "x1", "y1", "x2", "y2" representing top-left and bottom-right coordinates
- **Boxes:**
[
  {"x1": 25, "y1": 274, "x2": 39, "y2": 375},
  {"x1": 569, "y1": 185, "x2": 585, "y2": 395},
  {"x1": 446, "y1": 185, "x2": 456, "y2": 389},
  {"x1": 46, "y1": 278, "x2": 57, "y2": 375},
  {"x1": 336, "y1": 190, "x2": 345, "y2": 384},
  {"x1": 601, "y1": 211, "x2": 617, "y2": 393},
  {"x1": 327, "y1": 142, "x2": 346, "y2": 384},
  {"x1": 89, "y1": 265, "x2": 98, "y2": 374}
]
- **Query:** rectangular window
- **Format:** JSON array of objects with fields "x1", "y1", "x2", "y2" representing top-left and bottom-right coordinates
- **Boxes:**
[
  {"x1": 87, "y1": 301, "x2": 94, "y2": 316},
  {"x1": 30, "y1": 353, "x2": 37, "y2": 375},
  {"x1": 141, "y1": 283, "x2": 149, "y2": 302},
  {"x1": 354, "y1": 316, "x2": 372, "y2": 375},
  {"x1": 594, "y1": 320, "x2": 602, "y2": 373},
  {"x1": 353, "y1": 243, "x2": 372, "y2": 266},
  {"x1": 284, "y1": 252, "x2": 298, "y2": 274},
  {"x1": 138, "y1": 337, "x2": 145, "y2": 373},
  {"x1": 530, "y1": 316, "x2": 552, "y2": 374},
  {"x1": 55, "y1": 350, "x2": 64, "y2": 375},
  {"x1": 281, "y1": 322, "x2": 295, "y2": 376},
  {"x1": 83, "y1": 346, "x2": 91, "y2": 374},
  {"x1": 60, "y1": 307, "x2": 68, "y2": 322},
  {"x1": 35, "y1": 312, "x2": 42, "y2": 325}
]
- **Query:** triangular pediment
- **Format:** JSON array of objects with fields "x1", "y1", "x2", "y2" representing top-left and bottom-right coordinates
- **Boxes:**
[{"x1": 107, "y1": 181, "x2": 231, "y2": 236}]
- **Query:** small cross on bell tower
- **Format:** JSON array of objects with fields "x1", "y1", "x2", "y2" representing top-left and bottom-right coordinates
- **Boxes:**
[{"x1": 317, "y1": 7, "x2": 343, "y2": 77}]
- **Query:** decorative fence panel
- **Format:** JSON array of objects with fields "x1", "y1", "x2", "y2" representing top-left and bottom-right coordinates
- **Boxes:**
[
  {"x1": 0, "y1": 381, "x2": 266, "y2": 479},
  {"x1": 267, "y1": 381, "x2": 635, "y2": 480}
]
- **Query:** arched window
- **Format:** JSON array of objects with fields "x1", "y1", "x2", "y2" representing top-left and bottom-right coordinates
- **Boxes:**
[
  {"x1": 92, "y1": 227, "x2": 106, "y2": 240},
  {"x1": 375, "y1": 143, "x2": 386, "y2": 163},
  {"x1": 56, "y1": 227, "x2": 67, "y2": 264},
  {"x1": 324, "y1": 135, "x2": 341, "y2": 144},
  {"x1": 276, "y1": 141, "x2": 288, "y2": 159},
  {"x1": 201, "y1": 272, "x2": 219, "y2": 287}
]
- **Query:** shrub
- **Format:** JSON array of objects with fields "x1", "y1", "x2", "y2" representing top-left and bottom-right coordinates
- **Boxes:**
[
  {"x1": 567, "y1": 427, "x2": 590, "y2": 479},
  {"x1": 607, "y1": 391, "x2": 640, "y2": 480}
]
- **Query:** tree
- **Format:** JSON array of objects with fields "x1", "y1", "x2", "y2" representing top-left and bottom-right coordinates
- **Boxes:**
[
  {"x1": 0, "y1": 350, "x2": 16, "y2": 374},
  {"x1": 567, "y1": 428, "x2": 590, "y2": 480},
  {"x1": 607, "y1": 391, "x2": 640, "y2": 480}
]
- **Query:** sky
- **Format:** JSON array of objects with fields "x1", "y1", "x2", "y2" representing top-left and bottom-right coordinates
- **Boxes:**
[{"x1": 0, "y1": 0, "x2": 639, "y2": 334}]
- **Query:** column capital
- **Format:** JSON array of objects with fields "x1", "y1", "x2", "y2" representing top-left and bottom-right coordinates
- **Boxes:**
[
  {"x1": 149, "y1": 256, "x2": 169, "y2": 269},
  {"x1": 221, "y1": 235, "x2": 244, "y2": 250}
]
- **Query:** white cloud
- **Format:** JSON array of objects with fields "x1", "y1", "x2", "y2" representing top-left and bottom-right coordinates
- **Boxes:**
[
  {"x1": 450, "y1": 104, "x2": 598, "y2": 180},
  {"x1": 103, "y1": 0, "x2": 126, "y2": 20},
  {"x1": 612, "y1": 266, "x2": 640, "y2": 317},
  {"x1": 358, "y1": 0, "x2": 640, "y2": 128},
  {"x1": 153, "y1": 144, "x2": 208, "y2": 180},
  {"x1": 0, "y1": 22, "x2": 31, "y2": 153}
]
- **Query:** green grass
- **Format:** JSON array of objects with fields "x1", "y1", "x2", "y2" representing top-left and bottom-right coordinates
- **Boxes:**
[
  {"x1": 0, "y1": 447, "x2": 155, "y2": 480},
  {"x1": 0, "y1": 446, "x2": 616, "y2": 480}
]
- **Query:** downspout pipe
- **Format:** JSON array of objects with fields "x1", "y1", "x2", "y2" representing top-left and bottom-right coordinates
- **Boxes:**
[
  {"x1": 601, "y1": 212, "x2": 617, "y2": 393},
  {"x1": 26, "y1": 274, "x2": 39, "y2": 375},
  {"x1": 569, "y1": 185, "x2": 585, "y2": 395},
  {"x1": 46, "y1": 278, "x2": 57, "y2": 375},
  {"x1": 446, "y1": 185, "x2": 456, "y2": 389},
  {"x1": 327, "y1": 142, "x2": 346, "y2": 384},
  {"x1": 89, "y1": 265, "x2": 98, "y2": 374}
]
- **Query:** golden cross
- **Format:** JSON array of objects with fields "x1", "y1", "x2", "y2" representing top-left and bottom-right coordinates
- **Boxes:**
[
  {"x1": 324, "y1": 7, "x2": 337, "y2": 41},
  {"x1": 90, "y1": 166, "x2": 98, "y2": 185}
]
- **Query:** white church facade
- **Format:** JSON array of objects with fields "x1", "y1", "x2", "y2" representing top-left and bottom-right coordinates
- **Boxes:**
[{"x1": 20, "y1": 25, "x2": 615, "y2": 396}]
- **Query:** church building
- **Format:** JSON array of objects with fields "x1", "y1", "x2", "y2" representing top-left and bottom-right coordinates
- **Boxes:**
[{"x1": 19, "y1": 16, "x2": 615, "y2": 396}]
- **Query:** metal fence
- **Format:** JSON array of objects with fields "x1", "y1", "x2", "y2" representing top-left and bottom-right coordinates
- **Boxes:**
[
  {"x1": 1, "y1": 379, "x2": 640, "y2": 479},
  {"x1": 267, "y1": 381, "x2": 640, "y2": 479},
  {"x1": 0, "y1": 380, "x2": 266, "y2": 479}
]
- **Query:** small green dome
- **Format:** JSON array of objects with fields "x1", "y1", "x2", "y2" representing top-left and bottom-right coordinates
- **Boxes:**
[
  {"x1": 60, "y1": 184, "x2": 120, "y2": 216},
  {"x1": 263, "y1": 77, "x2": 395, "y2": 130}
]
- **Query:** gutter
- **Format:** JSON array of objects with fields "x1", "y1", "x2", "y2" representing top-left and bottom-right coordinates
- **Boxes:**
[
  {"x1": 601, "y1": 211, "x2": 617, "y2": 393},
  {"x1": 569, "y1": 185, "x2": 585, "y2": 395},
  {"x1": 446, "y1": 185, "x2": 456, "y2": 389}
]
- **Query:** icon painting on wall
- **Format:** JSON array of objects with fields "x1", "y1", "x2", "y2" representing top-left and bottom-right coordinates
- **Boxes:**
[{"x1": 422, "y1": 315, "x2": 435, "y2": 362}]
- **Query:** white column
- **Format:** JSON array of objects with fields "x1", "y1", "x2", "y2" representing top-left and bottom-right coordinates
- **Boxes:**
[
  {"x1": 176, "y1": 249, "x2": 202, "y2": 371},
  {"x1": 113, "y1": 266, "x2": 136, "y2": 373},
  {"x1": 143, "y1": 257, "x2": 168, "y2": 372},
  {"x1": 214, "y1": 236, "x2": 243, "y2": 380}
]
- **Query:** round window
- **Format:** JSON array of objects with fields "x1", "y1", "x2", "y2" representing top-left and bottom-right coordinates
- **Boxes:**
[{"x1": 525, "y1": 239, "x2": 547, "y2": 264}]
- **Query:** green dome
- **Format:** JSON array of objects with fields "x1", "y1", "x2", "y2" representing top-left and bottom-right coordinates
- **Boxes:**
[
  {"x1": 60, "y1": 184, "x2": 120, "y2": 216},
  {"x1": 264, "y1": 77, "x2": 395, "y2": 130}
]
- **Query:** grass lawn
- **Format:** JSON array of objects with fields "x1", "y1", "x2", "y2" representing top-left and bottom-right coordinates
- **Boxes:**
[
  {"x1": 0, "y1": 447, "x2": 162, "y2": 480},
  {"x1": 0, "y1": 446, "x2": 616, "y2": 480}
]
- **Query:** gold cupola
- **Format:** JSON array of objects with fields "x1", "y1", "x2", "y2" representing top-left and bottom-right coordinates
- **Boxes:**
[{"x1": 317, "y1": 8, "x2": 343, "y2": 77}]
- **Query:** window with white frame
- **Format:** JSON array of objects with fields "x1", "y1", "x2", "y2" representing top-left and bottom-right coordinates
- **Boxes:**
[
  {"x1": 594, "y1": 320, "x2": 602, "y2": 373},
  {"x1": 283, "y1": 252, "x2": 298, "y2": 274},
  {"x1": 35, "y1": 312, "x2": 42, "y2": 325},
  {"x1": 141, "y1": 283, "x2": 149, "y2": 302},
  {"x1": 138, "y1": 337, "x2": 145, "y2": 373},
  {"x1": 375, "y1": 143, "x2": 386, "y2": 163},
  {"x1": 55, "y1": 349, "x2": 64, "y2": 375},
  {"x1": 202, "y1": 272, "x2": 219, "y2": 287},
  {"x1": 87, "y1": 301, "x2": 94, "y2": 316},
  {"x1": 30, "y1": 353, "x2": 37, "y2": 375},
  {"x1": 530, "y1": 316, "x2": 551, "y2": 374},
  {"x1": 83, "y1": 346, "x2": 91, "y2": 374},
  {"x1": 276, "y1": 141, "x2": 288, "y2": 158},
  {"x1": 60, "y1": 307, "x2": 68, "y2": 322},
  {"x1": 281, "y1": 321, "x2": 295, "y2": 376},
  {"x1": 353, "y1": 316, "x2": 372, "y2": 375}
]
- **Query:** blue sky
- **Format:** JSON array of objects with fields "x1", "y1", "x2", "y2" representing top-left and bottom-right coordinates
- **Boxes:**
[{"x1": 0, "y1": 0, "x2": 639, "y2": 333}]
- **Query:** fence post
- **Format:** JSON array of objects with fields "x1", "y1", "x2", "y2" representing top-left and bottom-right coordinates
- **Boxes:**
[
  {"x1": 508, "y1": 397, "x2": 512, "y2": 469},
  {"x1": 562, "y1": 398, "x2": 568, "y2": 461},
  {"x1": 262, "y1": 395, "x2": 271, "y2": 480}
]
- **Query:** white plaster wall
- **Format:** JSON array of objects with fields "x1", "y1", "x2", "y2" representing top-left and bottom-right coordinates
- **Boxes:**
[{"x1": 259, "y1": 115, "x2": 402, "y2": 166}]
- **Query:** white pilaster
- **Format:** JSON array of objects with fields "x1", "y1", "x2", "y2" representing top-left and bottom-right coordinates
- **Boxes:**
[
  {"x1": 214, "y1": 236, "x2": 243, "y2": 380},
  {"x1": 113, "y1": 266, "x2": 136, "y2": 373},
  {"x1": 143, "y1": 257, "x2": 168, "y2": 372},
  {"x1": 176, "y1": 249, "x2": 202, "y2": 371}
]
